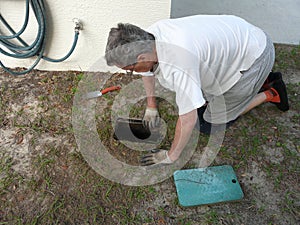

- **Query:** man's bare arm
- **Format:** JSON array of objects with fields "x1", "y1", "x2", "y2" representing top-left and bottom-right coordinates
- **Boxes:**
[
  {"x1": 168, "y1": 109, "x2": 198, "y2": 161},
  {"x1": 142, "y1": 75, "x2": 157, "y2": 108}
]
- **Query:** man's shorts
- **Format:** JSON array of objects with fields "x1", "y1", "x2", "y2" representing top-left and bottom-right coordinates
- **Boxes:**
[{"x1": 202, "y1": 34, "x2": 275, "y2": 124}]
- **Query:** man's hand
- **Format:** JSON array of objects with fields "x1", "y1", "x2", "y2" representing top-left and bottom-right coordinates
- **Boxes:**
[
  {"x1": 143, "y1": 107, "x2": 160, "y2": 129},
  {"x1": 140, "y1": 149, "x2": 173, "y2": 166}
]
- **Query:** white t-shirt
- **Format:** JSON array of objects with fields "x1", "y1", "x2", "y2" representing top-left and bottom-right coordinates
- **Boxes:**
[{"x1": 144, "y1": 15, "x2": 267, "y2": 115}]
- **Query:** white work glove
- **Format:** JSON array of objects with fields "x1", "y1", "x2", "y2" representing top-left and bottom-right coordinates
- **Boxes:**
[
  {"x1": 143, "y1": 107, "x2": 160, "y2": 129},
  {"x1": 140, "y1": 149, "x2": 173, "y2": 166}
]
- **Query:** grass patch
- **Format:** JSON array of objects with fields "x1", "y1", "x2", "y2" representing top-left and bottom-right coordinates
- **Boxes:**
[
  {"x1": 0, "y1": 43, "x2": 299, "y2": 224},
  {"x1": 274, "y1": 44, "x2": 300, "y2": 71}
]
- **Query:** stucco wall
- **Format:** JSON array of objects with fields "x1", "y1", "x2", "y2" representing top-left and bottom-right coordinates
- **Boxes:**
[
  {"x1": 171, "y1": 0, "x2": 300, "y2": 45},
  {"x1": 1, "y1": 0, "x2": 171, "y2": 72}
]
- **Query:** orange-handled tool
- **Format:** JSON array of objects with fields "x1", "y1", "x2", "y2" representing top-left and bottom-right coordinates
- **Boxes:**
[
  {"x1": 86, "y1": 86, "x2": 121, "y2": 99},
  {"x1": 101, "y1": 86, "x2": 121, "y2": 94}
]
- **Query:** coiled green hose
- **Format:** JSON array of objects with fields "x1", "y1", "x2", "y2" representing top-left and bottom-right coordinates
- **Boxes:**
[{"x1": 0, "y1": 0, "x2": 80, "y2": 75}]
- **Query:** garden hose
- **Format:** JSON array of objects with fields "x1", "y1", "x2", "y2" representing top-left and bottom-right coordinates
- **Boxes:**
[{"x1": 0, "y1": 0, "x2": 82, "y2": 76}]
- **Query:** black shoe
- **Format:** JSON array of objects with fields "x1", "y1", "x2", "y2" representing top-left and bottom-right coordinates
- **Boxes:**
[
  {"x1": 259, "y1": 72, "x2": 282, "y2": 93},
  {"x1": 270, "y1": 79, "x2": 289, "y2": 112},
  {"x1": 196, "y1": 105, "x2": 238, "y2": 135}
]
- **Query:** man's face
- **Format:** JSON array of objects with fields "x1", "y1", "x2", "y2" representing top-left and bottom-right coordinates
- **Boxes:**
[
  {"x1": 122, "y1": 60, "x2": 156, "y2": 74},
  {"x1": 121, "y1": 51, "x2": 157, "y2": 74}
]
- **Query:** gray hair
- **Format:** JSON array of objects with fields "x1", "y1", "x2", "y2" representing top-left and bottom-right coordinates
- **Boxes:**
[{"x1": 105, "y1": 23, "x2": 155, "y2": 67}]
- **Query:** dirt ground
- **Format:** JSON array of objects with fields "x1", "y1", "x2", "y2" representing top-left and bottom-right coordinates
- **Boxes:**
[{"x1": 0, "y1": 44, "x2": 299, "y2": 224}]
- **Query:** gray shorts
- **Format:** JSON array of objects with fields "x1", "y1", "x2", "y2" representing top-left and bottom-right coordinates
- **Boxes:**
[{"x1": 204, "y1": 35, "x2": 275, "y2": 124}]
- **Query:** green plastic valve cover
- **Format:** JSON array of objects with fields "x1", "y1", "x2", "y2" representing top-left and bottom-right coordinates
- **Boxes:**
[{"x1": 173, "y1": 165, "x2": 244, "y2": 207}]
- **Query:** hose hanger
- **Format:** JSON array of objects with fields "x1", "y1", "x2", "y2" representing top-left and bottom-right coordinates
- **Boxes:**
[{"x1": 0, "y1": 0, "x2": 83, "y2": 75}]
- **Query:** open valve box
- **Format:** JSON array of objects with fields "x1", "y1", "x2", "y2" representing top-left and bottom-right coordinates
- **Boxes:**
[{"x1": 113, "y1": 117, "x2": 163, "y2": 143}]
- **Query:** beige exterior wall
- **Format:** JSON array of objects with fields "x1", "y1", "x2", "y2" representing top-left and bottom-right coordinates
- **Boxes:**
[{"x1": 1, "y1": 0, "x2": 171, "y2": 72}]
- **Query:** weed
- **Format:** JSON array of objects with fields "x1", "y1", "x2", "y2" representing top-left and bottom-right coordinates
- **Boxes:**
[{"x1": 204, "y1": 210, "x2": 219, "y2": 224}]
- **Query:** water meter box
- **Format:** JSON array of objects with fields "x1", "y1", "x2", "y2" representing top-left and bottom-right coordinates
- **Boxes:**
[{"x1": 173, "y1": 165, "x2": 244, "y2": 207}]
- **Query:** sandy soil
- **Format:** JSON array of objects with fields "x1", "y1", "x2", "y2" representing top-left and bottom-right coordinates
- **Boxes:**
[{"x1": 0, "y1": 54, "x2": 299, "y2": 224}]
